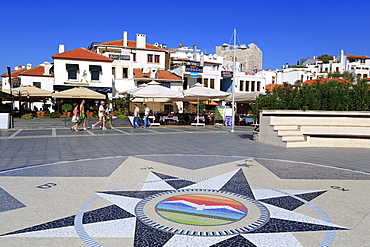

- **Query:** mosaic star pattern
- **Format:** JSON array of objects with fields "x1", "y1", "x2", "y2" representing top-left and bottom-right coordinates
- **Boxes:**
[{"x1": 0, "y1": 166, "x2": 348, "y2": 247}]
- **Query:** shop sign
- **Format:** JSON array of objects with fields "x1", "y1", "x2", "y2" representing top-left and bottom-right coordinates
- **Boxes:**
[
  {"x1": 190, "y1": 72, "x2": 198, "y2": 78},
  {"x1": 222, "y1": 71, "x2": 233, "y2": 78},
  {"x1": 245, "y1": 72, "x2": 256, "y2": 75},
  {"x1": 109, "y1": 54, "x2": 130, "y2": 60},
  {"x1": 185, "y1": 65, "x2": 203, "y2": 73}
]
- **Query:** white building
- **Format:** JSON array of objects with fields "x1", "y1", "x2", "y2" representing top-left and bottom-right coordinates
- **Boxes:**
[
  {"x1": 170, "y1": 45, "x2": 224, "y2": 91},
  {"x1": 269, "y1": 50, "x2": 370, "y2": 87},
  {"x1": 51, "y1": 46, "x2": 114, "y2": 97},
  {"x1": 0, "y1": 63, "x2": 55, "y2": 111},
  {"x1": 89, "y1": 32, "x2": 177, "y2": 93}
]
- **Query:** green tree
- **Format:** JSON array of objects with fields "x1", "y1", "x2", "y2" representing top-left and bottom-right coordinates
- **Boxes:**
[{"x1": 317, "y1": 54, "x2": 333, "y2": 63}]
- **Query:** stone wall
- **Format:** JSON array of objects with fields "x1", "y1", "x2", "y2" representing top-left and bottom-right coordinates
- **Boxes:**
[
  {"x1": 216, "y1": 43, "x2": 262, "y2": 71},
  {"x1": 259, "y1": 110, "x2": 370, "y2": 148}
]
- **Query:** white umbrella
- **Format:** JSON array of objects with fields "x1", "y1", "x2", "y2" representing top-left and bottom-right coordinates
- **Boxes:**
[
  {"x1": 52, "y1": 87, "x2": 106, "y2": 99},
  {"x1": 117, "y1": 83, "x2": 147, "y2": 95},
  {"x1": 126, "y1": 81, "x2": 183, "y2": 124},
  {"x1": 183, "y1": 83, "x2": 230, "y2": 125},
  {"x1": 225, "y1": 92, "x2": 263, "y2": 103}
]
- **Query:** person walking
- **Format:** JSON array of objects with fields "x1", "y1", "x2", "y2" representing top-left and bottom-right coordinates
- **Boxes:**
[
  {"x1": 105, "y1": 104, "x2": 114, "y2": 129},
  {"x1": 70, "y1": 102, "x2": 80, "y2": 131},
  {"x1": 133, "y1": 104, "x2": 144, "y2": 128},
  {"x1": 79, "y1": 99, "x2": 87, "y2": 131},
  {"x1": 143, "y1": 104, "x2": 152, "y2": 128},
  {"x1": 92, "y1": 101, "x2": 107, "y2": 130}
]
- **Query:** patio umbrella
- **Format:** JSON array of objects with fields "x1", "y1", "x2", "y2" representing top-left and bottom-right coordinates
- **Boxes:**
[
  {"x1": 225, "y1": 91, "x2": 263, "y2": 103},
  {"x1": 3, "y1": 85, "x2": 52, "y2": 99},
  {"x1": 52, "y1": 87, "x2": 106, "y2": 99},
  {"x1": 123, "y1": 81, "x2": 183, "y2": 124},
  {"x1": 183, "y1": 83, "x2": 230, "y2": 125}
]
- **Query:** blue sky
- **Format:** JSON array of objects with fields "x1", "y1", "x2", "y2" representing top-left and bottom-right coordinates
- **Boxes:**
[{"x1": 1, "y1": 0, "x2": 370, "y2": 76}]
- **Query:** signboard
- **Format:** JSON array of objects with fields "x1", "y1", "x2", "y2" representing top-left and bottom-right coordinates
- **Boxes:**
[
  {"x1": 109, "y1": 54, "x2": 130, "y2": 60},
  {"x1": 245, "y1": 72, "x2": 256, "y2": 76},
  {"x1": 185, "y1": 65, "x2": 203, "y2": 73},
  {"x1": 215, "y1": 106, "x2": 225, "y2": 120},
  {"x1": 190, "y1": 72, "x2": 198, "y2": 78},
  {"x1": 221, "y1": 71, "x2": 233, "y2": 78}
]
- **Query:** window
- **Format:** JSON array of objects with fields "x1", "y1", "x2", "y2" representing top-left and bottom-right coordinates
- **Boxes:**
[
  {"x1": 89, "y1": 65, "x2": 102, "y2": 81},
  {"x1": 122, "y1": 68, "x2": 128, "y2": 79},
  {"x1": 91, "y1": 71, "x2": 100, "y2": 81},
  {"x1": 133, "y1": 53, "x2": 136, "y2": 62},
  {"x1": 33, "y1": 82, "x2": 41, "y2": 88},
  {"x1": 210, "y1": 79, "x2": 215, "y2": 89},
  {"x1": 246, "y1": 81, "x2": 250, "y2": 91},
  {"x1": 13, "y1": 82, "x2": 20, "y2": 88},
  {"x1": 147, "y1": 54, "x2": 153, "y2": 63},
  {"x1": 66, "y1": 64, "x2": 79, "y2": 80},
  {"x1": 68, "y1": 70, "x2": 77, "y2": 80},
  {"x1": 257, "y1": 81, "x2": 261, "y2": 91},
  {"x1": 239, "y1": 80, "x2": 244, "y2": 91},
  {"x1": 251, "y1": 81, "x2": 255, "y2": 92},
  {"x1": 112, "y1": 67, "x2": 116, "y2": 78},
  {"x1": 204, "y1": 78, "x2": 208, "y2": 87},
  {"x1": 154, "y1": 55, "x2": 160, "y2": 63}
]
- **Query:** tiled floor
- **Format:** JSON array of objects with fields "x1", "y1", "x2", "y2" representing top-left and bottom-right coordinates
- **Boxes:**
[{"x1": 0, "y1": 126, "x2": 369, "y2": 246}]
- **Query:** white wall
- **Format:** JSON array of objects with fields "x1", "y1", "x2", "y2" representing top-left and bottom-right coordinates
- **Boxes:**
[{"x1": 53, "y1": 59, "x2": 112, "y2": 88}]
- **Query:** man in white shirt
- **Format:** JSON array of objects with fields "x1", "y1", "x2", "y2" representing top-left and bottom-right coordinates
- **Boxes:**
[
  {"x1": 143, "y1": 104, "x2": 152, "y2": 128},
  {"x1": 92, "y1": 101, "x2": 107, "y2": 130},
  {"x1": 133, "y1": 104, "x2": 144, "y2": 128}
]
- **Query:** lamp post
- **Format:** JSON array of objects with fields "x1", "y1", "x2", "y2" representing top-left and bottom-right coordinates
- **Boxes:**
[
  {"x1": 222, "y1": 29, "x2": 247, "y2": 133},
  {"x1": 11, "y1": 89, "x2": 30, "y2": 117}
]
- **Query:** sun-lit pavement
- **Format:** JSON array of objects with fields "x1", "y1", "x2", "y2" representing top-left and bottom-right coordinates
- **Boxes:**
[{"x1": 0, "y1": 126, "x2": 369, "y2": 246}]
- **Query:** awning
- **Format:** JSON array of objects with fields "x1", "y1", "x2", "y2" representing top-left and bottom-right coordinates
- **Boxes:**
[
  {"x1": 89, "y1": 65, "x2": 102, "y2": 72},
  {"x1": 66, "y1": 64, "x2": 79, "y2": 70}
]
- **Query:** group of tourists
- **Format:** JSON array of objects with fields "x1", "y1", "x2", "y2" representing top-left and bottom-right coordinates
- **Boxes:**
[
  {"x1": 91, "y1": 101, "x2": 114, "y2": 130},
  {"x1": 70, "y1": 100, "x2": 153, "y2": 131},
  {"x1": 70, "y1": 100, "x2": 113, "y2": 132},
  {"x1": 133, "y1": 103, "x2": 152, "y2": 128}
]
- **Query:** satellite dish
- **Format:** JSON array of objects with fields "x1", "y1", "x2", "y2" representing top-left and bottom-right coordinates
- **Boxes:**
[{"x1": 142, "y1": 67, "x2": 150, "y2": 73}]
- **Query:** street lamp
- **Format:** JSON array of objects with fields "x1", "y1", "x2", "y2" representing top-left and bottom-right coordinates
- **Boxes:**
[
  {"x1": 11, "y1": 89, "x2": 30, "y2": 117},
  {"x1": 222, "y1": 29, "x2": 247, "y2": 132}
]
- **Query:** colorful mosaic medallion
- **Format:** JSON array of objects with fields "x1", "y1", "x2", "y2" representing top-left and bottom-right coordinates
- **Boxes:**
[{"x1": 156, "y1": 194, "x2": 247, "y2": 226}]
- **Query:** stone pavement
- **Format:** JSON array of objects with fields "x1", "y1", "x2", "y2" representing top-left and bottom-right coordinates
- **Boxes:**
[{"x1": 0, "y1": 126, "x2": 369, "y2": 246}]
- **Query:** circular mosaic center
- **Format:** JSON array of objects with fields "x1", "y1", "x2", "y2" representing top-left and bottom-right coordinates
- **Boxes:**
[{"x1": 155, "y1": 194, "x2": 247, "y2": 226}]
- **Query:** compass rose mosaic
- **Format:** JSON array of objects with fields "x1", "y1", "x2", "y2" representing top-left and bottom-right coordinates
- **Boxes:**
[{"x1": 0, "y1": 155, "x2": 369, "y2": 246}]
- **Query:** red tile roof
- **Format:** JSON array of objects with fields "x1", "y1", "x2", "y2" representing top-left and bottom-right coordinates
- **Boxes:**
[
  {"x1": 0, "y1": 67, "x2": 28, "y2": 77},
  {"x1": 345, "y1": 55, "x2": 370, "y2": 59},
  {"x1": 1, "y1": 65, "x2": 54, "y2": 78},
  {"x1": 133, "y1": 69, "x2": 182, "y2": 81},
  {"x1": 265, "y1": 84, "x2": 284, "y2": 92},
  {"x1": 20, "y1": 65, "x2": 54, "y2": 77},
  {"x1": 303, "y1": 78, "x2": 347, "y2": 85},
  {"x1": 51, "y1": 48, "x2": 114, "y2": 62},
  {"x1": 98, "y1": 40, "x2": 167, "y2": 51}
]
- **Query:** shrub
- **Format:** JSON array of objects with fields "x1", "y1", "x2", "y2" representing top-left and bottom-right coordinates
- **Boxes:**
[
  {"x1": 45, "y1": 112, "x2": 61, "y2": 118},
  {"x1": 117, "y1": 114, "x2": 128, "y2": 119},
  {"x1": 61, "y1": 103, "x2": 73, "y2": 112},
  {"x1": 21, "y1": 114, "x2": 33, "y2": 119}
]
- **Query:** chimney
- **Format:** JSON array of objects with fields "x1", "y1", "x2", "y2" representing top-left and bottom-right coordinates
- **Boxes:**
[
  {"x1": 26, "y1": 63, "x2": 32, "y2": 69},
  {"x1": 123, "y1": 31, "x2": 128, "y2": 47},
  {"x1": 43, "y1": 62, "x2": 51, "y2": 75},
  {"x1": 150, "y1": 67, "x2": 158, "y2": 79},
  {"x1": 59, "y1": 44, "x2": 65, "y2": 53},
  {"x1": 136, "y1": 34, "x2": 146, "y2": 48}
]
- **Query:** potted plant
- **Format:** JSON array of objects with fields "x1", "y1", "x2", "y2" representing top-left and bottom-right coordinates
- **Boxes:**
[{"x1": 61, "y1": 103, "x2": 73, "y2": 117}]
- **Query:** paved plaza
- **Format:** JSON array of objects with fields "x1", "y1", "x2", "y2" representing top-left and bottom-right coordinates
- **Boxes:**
[{"x1": 0, "y1": 126, "x2": 369, "y2": 246}]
